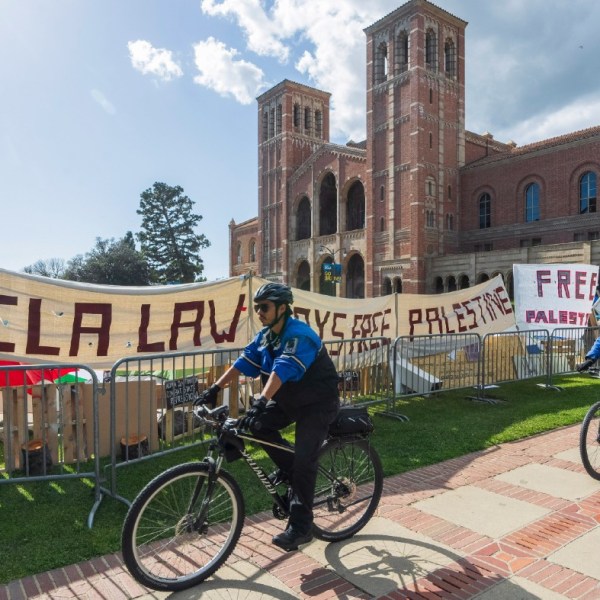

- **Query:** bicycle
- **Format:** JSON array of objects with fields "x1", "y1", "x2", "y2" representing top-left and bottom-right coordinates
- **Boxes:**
[
  {"x1": 578, "y1": 357, "x2": 600, "y2": 479},
  {"x1": 121, "y1": 403, "x2": 384, "y2": 592}
]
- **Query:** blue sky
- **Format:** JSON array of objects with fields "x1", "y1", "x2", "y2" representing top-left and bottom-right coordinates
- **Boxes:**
[{"x1": 1, "y1": 0, "x2": 599, "y2": 282}]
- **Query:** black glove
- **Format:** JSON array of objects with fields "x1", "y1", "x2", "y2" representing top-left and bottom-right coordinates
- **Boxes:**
[
  {"x1": 239, "y1": 395, "x2": 268, "y2": 431},
  {"x1": 577, "y1": 358, "x2": 596, "y2": 372},
  {"x1": 194, "y1": 383, "x2": 221, "y2": 408}
]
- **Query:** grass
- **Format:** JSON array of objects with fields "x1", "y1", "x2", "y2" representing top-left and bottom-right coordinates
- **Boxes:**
[{"x1": 1, "y1": 373, "x2": 599, "y2": 584}]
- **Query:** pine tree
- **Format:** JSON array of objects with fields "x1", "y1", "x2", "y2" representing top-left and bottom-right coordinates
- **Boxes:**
[{"x1": 136, "y1": 182, "x2": 210, "y2": 284}]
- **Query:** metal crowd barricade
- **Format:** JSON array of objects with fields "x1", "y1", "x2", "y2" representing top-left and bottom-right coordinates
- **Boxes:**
[
  {"x1": 0, "y1": 363, "x2": 101, "y2": 527},
  {"x1": 477, "y1": 329, "x2": 551, "y2": 402},
  {"x1": 323, "y1": 336, "x2": 393, "y2": 410},
  {"x1": 391, "y1": 333, "x2": 483, "y2": 411},
  {"x1": 97, "y1": 337, "x2": 396, "y2": 510},
  {"x1": 98, "y1": 346, "x2": 250, "y2": 509},
  {"x1": 546, "y1": 326, "x2": 600, "y2": 385}
]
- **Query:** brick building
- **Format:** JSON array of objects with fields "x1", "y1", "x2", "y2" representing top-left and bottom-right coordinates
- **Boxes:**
[{"x1": 229, "y1": 0, "x2": 600, "y2": 297}]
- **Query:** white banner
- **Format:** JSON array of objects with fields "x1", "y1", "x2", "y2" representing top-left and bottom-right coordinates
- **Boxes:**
[
  {"x1": 513, "y1": 263, "x2": 599, "y2": 330},
  {"x1": 0, "y1": 268, "x2": 515, "y2": 368}
]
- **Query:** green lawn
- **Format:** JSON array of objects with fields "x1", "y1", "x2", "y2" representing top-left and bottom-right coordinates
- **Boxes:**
[{"x1": 1, "y1": 373, "x2": 598, "y2": 584}]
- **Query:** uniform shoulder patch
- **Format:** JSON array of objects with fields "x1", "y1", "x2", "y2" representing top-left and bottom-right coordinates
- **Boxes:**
[{"x1": 283, "y1": 337, "x2": 299, "y2": 355}]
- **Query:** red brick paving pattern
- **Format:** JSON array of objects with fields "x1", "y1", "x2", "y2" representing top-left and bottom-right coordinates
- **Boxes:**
[{"x1": 3, "y1": 424, "x2": 600, "y2": 599}]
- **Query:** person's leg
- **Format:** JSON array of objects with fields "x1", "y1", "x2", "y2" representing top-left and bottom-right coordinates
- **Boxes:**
[
  {"x1": 273, "y1": 402, "x2": 338, "y2": 550},
  {"x1": 249, "y1": 400, "x2": 294, "y2": 475}
]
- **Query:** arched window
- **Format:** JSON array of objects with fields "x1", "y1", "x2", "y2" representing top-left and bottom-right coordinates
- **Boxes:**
[
  {"x1": 249, "y1": 240, "x2": 256, "y2": 262},
  {"x1": 580, "y1": 171, "x2": 597, "y2": 214},
  {"x1": 380, "y1": 185, "x2": 385, "y2": 201},
  {"x1": 262, "y1": 111, "x2": 269, "y2": 141},
  {"x1": 382, "y1": 277, "x2": 392, "y2": 296},
  {"x1": 429, "y1": 132, "x2": 433, "y2": 148},
  {"x1": 236, "y1": 242, "x2": 242, "y2": 265},
  {"x1": 293, "y1": 103, "x2": 300, "y2": 128},
  {"x1": 269, "y1": 108, "x2": 275, "y2": 138},
  {"x1": 375, "y1": 41, "x2": 388, "y2": 84},
  {"x1": 444, "y1": 38, "x2": 456, "y2": 77},
  {"x1": 346, "y1": 254, "x2": 365, "y2": 299},
  {"x1": 315, "y1": 110, "x2": 322, "y2": 138},
  {"x1": 380, "y1": 216, "x2": 385, "y2": 231},
  {"x1": 425, "y1": 29, "x2": 437, "y2": 69},
  {"x1": 319, "y1": 173, "x2": 337, "y2": 236},
  {"x1": 446, "y1": 213, "x2": 454, "y2": 230},
  {"x1": 459, "y1": 275, "x2": 470, "y2": 289},
  {"x1": 276, "y1": 104, "x2": 282, "y2": 135},
  {"x1": 434, "y1": 276, "x2": 444, "y2": 293},
  {"x1": 394, "y1": 277, "x2": 403, "y2": 293},
  {"x1": 346, "y1": 181, "x2": 365, "y2": 230},
  {"x1": 426, "y1": 210, "x2": 435, "y2": 227},
  {"x1": 296, "y1": 261, "x2": 310, "y2": 291},
  {"x1": 525, "y1": 183, "x2": 540, "y2": 222},
  {"x1": 304, "y1": 107, "x2": 312, "y2": 134},
  {"x1": 447, "y1": 276, "x2": 457, "y2": 292},
  {"x1": 395, "y1": 30, "x2": 408, "y2": 74},
  {"x1": 479, "y1": 193, "x2": 491, "y2": 228},
  {"x1": 296, "y1": 196, "x2": 311, "y2": 240}
]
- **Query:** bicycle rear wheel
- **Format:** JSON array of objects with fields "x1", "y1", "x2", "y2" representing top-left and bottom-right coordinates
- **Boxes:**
[
  {"x1": 312, "y1": 437, "x2": 383, "y2": 542},
  {"x1": 121, "y1": 462, "x2": 244, "y2": 592},
  {"x1": 580, "y1": 401, "x2": 600, "y2": 480}
]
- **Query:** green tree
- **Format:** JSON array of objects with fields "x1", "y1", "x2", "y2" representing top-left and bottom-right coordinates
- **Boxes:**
[
  {"x1": 136, "y1": 182, "x2": 210, "y2": 284},
  {"x1": 63, "y1": 233, "x2": 151, "y2": 285},
  {"x1": 23, "y1": 258, "x2": 66, "y2": 278}
]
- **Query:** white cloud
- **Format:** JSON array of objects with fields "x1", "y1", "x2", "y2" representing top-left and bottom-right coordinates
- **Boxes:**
[
  {"x1": 192, "y1": 37, "x2": 266, "y2": 104},
  {"x1": 90, "y1": 89, "x2": 116, "y2": 115},
  {"x1": 128, "y1": 40, "x2": 183, "y2": 81},
  {"x1": 201, "y1": 0, "x2": 290, "y2": 62}
]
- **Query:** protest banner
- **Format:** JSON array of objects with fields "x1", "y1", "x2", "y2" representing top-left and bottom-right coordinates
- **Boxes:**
[
  {"x1": 0, "y1": 268, "x2": 514, "y2": 368},
  {"x1": 513, "y1": 263, "x2": 599, "y2": 331}
]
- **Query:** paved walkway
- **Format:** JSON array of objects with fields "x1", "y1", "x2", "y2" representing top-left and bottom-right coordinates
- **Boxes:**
[{"x1": 2, "y1": 423, "x2": 600, "y2": 599}]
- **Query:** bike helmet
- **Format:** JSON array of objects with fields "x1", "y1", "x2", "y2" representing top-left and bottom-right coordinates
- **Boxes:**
[{"x1": 254, "y1": 282, "x2": 294, "y2": 305}]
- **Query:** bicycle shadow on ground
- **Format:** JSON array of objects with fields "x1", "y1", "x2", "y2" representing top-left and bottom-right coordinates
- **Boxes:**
[{"x1": 299, "y1": 527, "x2": 518, "y2": 599}]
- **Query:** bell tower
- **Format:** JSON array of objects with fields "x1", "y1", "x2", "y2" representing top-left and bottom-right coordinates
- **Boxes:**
[
  {"x1": 364, "y1": 0, "x2": 466, "y2": 293},
  {"x1": 256, "y1": 80, "x2": 331, "y2": 281}
]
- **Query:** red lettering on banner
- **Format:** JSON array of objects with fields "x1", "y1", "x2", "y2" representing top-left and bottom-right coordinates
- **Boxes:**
[
  {"x1": 536, "y1": 268, "x2": 596, "y2": 301},
  {"x1": 209, "y1": 294, "x2": 245, "y2": 343},
  {"x1": 525, "y1": 309, "x2": 587, "y2": 326},
  {"x1": 293, "y1": 306, "x2": 310, "y2": 326},
  {"x1": 557, "y1": 270, "x2": 571, "y2": 298},
  {"x1": 169, "y1": 302, "x2": 204, "y2": 350},
  {"x1": 69, "y1": 303, "x2": 112, "y2": 356},
  {"x1": 26, "y1": 298, "x2": 60, "y2": 356},
  {"x1": 537, "y1": 270, "x2": 552, "y2": 297},
  {"x1": 0, "y1": 294, "x2": 18, "y2": 352},
  {"x1": 138, "y1": 304, "x2": 165, "y2": 352},
  {"x1": 314, "y1": 310, "x2": 330, "y2": 339},
  {"x1": 330, "y1": 312, "x2": 346, "y2": 356}
]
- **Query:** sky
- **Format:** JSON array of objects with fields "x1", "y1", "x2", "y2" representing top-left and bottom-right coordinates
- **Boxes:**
[{"x1": 1, "y1": 0, "x2": 599, "y2": 282}]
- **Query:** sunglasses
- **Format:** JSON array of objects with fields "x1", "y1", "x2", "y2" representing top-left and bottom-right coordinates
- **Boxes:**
[{"x1": 253, "y1": 302, "x2": 271, "y2": 313}]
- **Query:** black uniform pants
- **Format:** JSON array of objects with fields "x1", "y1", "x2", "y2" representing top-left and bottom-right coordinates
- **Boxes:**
[{"x1": 251, "y1": 399, "x2": 338, "y2": 533}]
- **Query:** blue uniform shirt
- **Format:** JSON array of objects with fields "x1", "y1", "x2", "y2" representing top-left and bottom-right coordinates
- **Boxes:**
[{"x1": 234, "y1": 317, "x2": 323, "y2": 384}]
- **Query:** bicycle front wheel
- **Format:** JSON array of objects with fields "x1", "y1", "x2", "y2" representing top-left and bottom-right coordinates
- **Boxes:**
[
  {"x1": 312, "y1": 437, "x2": 383, "y2": 542},
  {"x1": 580, "y1": 401, "x2": 600, "y2": 480},
  {"x1": 121, "y1": 462, "x2": 244, "y2": 592}
]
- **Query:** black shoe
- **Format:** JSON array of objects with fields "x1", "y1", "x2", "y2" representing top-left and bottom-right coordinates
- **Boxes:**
[
  {"x1": 267, "y1": 468, "x2": 290, "y2": 486},
  {"x1": 272, "y1": 526, "x2": 313, "y2": 552}
]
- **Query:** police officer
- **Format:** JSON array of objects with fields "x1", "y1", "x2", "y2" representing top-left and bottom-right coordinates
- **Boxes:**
[{"x1": 197, "y1": 282, "x2": 339, "y2": 551}]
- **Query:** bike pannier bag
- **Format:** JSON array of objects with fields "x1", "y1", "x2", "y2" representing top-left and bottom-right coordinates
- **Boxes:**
[{"x1": 329, "y1": 405, "x2": 374, "y2": 436}]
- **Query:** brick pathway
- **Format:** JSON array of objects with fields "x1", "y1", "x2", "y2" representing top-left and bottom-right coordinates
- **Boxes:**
[{"x1": 2, "y1": 424, "x2": 600, "y2": 599}]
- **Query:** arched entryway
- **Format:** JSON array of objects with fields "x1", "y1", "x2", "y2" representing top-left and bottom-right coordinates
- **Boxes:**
[
  {"x1": 296, "y1": 260, "x2": 310, "y2": 291},
  {"x1": 346, "y1": 254, "x2": 364, "y2": 298}
]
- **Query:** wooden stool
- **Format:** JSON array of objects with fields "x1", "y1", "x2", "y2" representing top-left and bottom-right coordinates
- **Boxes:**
[
  {"x1": 120, "y1": 434, "x2": 149, "y2": 461},
  {"x1": 21, "y1": 439, "x2": 52, "y2": 475}
]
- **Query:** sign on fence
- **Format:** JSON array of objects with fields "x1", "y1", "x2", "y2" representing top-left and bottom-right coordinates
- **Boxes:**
[{"x1": 164, "y1": 376, "x2": 199, "y2": 409}]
